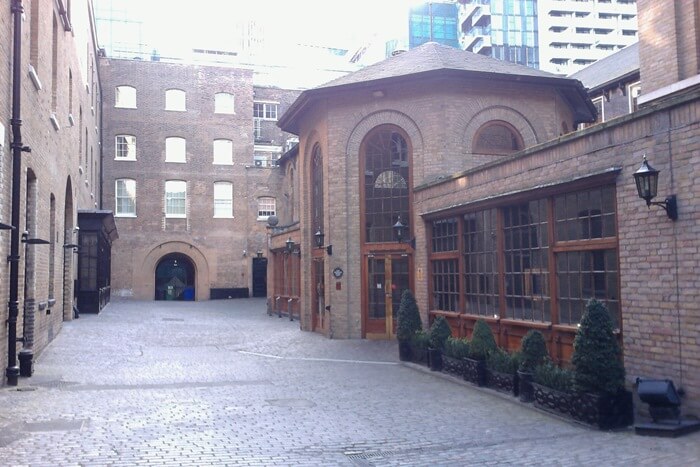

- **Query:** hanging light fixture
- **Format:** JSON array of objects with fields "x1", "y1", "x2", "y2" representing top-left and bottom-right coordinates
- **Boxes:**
[{"x1": 633, "y1": 155, "x2": 677, "y2": 221}]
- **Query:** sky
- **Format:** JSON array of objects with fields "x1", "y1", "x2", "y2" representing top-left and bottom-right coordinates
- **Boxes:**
[{"x1": 109, "y1": 0, "x2": 418, "y2": 58}]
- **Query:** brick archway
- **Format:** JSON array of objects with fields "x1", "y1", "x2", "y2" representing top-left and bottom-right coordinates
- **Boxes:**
[{"x1": 138, "y1": 241, "x2": 210, "y2": 301}]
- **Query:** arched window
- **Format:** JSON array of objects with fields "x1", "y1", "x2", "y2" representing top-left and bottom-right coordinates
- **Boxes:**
[
  {"x1": 165, "y1": 89, "x2": 186, "y2": 111},
  {"x1": 472, "y1": 121, "x2": 523, "y2": 155},
  {"x1": 213, "y1": 139, "x2": 233, "y2": 165},
  {"x1": 363, "y1": 128, "x2": 410, "y2": 243},
  {"x1": 115, "y1": 85, "x2": 136, "y2": 108},
  {"x1": 312, "y1": 145, "x2": 324, "y2": 238},
  {"x1": 165, "y1": 137, "x2": 186, "y2": 163},
  {"x1": 214, "y1": 92, "x2": 235, "y2": 114}
]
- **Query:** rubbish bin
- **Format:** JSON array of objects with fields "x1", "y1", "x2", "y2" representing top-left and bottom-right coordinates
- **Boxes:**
[
  {"x1": 183, "y1": 287, "x2": 194, "y2": 301},
  {"x1": 166, "y1": 285, "x2": 175, "y2": 300}
]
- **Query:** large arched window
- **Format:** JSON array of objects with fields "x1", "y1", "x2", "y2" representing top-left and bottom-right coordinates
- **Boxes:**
[
  {"x1": 311, "y1": 145, "x2": 324, "y2": 238},
  {"x1": 472, "y1": 121, "x2": 524, "y2": 155},
  {"x1": 362, "y1": 127, "x2": 410, "y2": 243}
]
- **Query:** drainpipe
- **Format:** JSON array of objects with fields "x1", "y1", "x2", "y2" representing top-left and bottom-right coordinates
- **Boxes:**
[{"x1": 7, "y1": 0, "x2": 31, "y2": 386}]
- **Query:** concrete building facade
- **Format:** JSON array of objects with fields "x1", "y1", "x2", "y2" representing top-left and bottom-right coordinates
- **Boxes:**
[{"x1": 458, "y1": 0, "x2": 638, "y2": 75}]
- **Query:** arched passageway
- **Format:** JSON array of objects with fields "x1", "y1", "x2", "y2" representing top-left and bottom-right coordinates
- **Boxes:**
[{"x1": 155, "y1": 253, "x2": 195, "y2": 301}]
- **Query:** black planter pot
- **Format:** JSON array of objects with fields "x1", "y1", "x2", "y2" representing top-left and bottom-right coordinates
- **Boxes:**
[
  {"x1": 569, "y1": 389, "x2": 634, "y2": 430},
  {"x1": 409, "y1": 343, "x2": 428, "y2": 365},
  {"x1": 398, "y1": 339, "x2": 412, "y2": 362},
  {"x1": 428, "y1": 347, "x2": 443, "y2": 371},
  {"x1": 533, "y1": 382, "x2": 573, "y2": 417},
  {"x1": 463, "y1": 357, "x2": 487, "y2": 386},
  {"x1": 487, "y1": 370, "x2": 519, "y2": 396},
  {"x1": 442, "y1": 355, "x2": 466, "y2": 377},
  {"x1": 518, "y1": 370, "x2": 534, "y2": 402}
]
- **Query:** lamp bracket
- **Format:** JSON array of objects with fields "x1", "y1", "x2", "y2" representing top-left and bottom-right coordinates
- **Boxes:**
[{"x1": 649, "y1": 195, "x2": 677, "y2": 221}]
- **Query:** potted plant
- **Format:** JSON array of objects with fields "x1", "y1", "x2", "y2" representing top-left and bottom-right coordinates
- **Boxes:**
[
  {"x1": 410, "y1": 329, "x2": 429, "y2": 365},
  {"x1": 442, "y1": 336, "x2": 470, "y2": 377},
  {"x1": 517, "y1": 329, "x2": 548, "y2": 402},
  {"x1": 396, "y1": 289, "x2": 422, "y2": 361},
  {"x1": 486, "y1": 348, "x2": 521, "y2": 396},
  {"x1": 463, "y1": 319, "x2": 496, "y2": 386},
  {"x1": 427, "y1": 315, "x2": 452, "y2": 371},
  {"x1": 569, "y1": 299, "x2": 633, "y2": 429},
  {"x1": 532, "y1": 359, "x2": 574, "y2": 416}
]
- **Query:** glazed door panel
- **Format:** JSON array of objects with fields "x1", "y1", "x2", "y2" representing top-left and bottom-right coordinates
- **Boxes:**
[{"x1": 365, "y1": 255, "x2": 409, "y2": 338}]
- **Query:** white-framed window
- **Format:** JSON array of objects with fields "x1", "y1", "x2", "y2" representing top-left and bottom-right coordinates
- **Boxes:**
[
  {"x1": 253, "y1": 118, "x2": 262, "y2": 140},
  {"x1": 257, "y1": 197, "x2": 276, "y2": 220},
  {"x1": 115, "y1": 85, "x2": 136, "y2": 108},
  {"x1": 214, "y1": 92, "x2": 235, "y2": 114},
  {"x1": 115, "y1": 135, "x2": 136, "y2": 160},
  {"x1": 165, "y1": 137, "x2": 186, "y2": 163},
  {"x1": 213, "y1": 139, "x2": 233, "y2": 165},
  {"x1": 253, "y1": 101, "x2": 279, "y2": 120},
  {"x1": 115, "y1": 179, "x2": 136, "y2": 216},
  {"x1": 165, "y1": 89, "x2": 186, "y2": 111},
  {"x1": 213, "y1": 182, "x2": 233, "y2": 218},
  {"x1": 627, "y1": 81, "x2": 641, "y2": 113},
  {"x1": 165, "y1": 180, "x2": 187, "y2": 218}
]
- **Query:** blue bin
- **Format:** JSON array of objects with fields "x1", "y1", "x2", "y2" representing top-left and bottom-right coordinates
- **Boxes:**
[{"x1": 183, "y1": 287, "x2": 195, "y2": 301}]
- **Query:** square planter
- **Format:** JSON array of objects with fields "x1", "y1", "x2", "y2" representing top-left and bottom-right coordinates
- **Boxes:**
[
  {"x1": 487, "y1": 370, "x2": 519, "y2": 397},
  {"x1": 398, "y1": 339, "x2": 412, "y2": 362},
  {"x1": 570, "y1": 389, "x2": 634, "y2": 430},
  {"x1": 463, "y1": 357, "x2": 487, "y2": 387},
  {"x1": 533, "y1": 382, "x2": 574, "y2": 418},
  {"x1": 428, "y1": 348, "x2": 443, "y2": 371},
  {"x1": 442, "y1": 355, "x2": 466, "y2": 377}
]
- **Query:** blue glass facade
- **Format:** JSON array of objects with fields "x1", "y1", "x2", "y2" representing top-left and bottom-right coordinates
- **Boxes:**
[
  {"x1": 465, "y1": 0, "x2": 539, "y2": 69},
  {"x1": 409, "y1": 2, "x2": 460, "y2": 49}
]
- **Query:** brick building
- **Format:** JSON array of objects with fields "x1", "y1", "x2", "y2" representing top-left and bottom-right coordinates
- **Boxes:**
[
  {"x1": 275, "y1": 1, "x2": 700, "y2": 415},
  {"x1": 99, "y1": 58, "x2": 300, "y2": 301},
  {"x1": 1, "y1": 0, "x2": 103, "y2": 384}
]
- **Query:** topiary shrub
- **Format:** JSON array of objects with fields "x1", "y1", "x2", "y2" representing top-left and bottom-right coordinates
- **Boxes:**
[
  {"x1": 396, "y1": 289, "x2": 422, "y2": 342},
  {"x1": 444, "y1": 336, "x2": 470, "y2": 359},
  {"x1": 572, "y1": 299, "x2": 625, "y2": 394},
  {"x1": 519, "y1": 329, "x2": 549, "y2": 373},
  {"x1": 487, "y1": 348, "x2": 521, "y2": 375},
  {"x1": 428, "y1": 315, "x2": 452, "y2": 350},
  {"x1": 534, "y1": 359, "x2": 574, "y2": 393},
  {"x1": 469, "y1": 319, "x2": 497, "y2": 360}
]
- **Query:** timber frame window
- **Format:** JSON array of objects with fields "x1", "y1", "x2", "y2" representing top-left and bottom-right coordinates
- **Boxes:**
[{"x1": 427, "y1": 183, "x2": 620, "y2": 328}]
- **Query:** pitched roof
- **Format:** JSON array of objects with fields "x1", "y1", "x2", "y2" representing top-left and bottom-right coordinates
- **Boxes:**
[
  {"x1": 569, "y1": 42, "x2": 639, "y2": 91},
  {"x1": 279, "y1": 42, "x2": 595, "y2": 133},
  {"x1": 318, "y1": 41, "x2": 557, "y2": 89}
]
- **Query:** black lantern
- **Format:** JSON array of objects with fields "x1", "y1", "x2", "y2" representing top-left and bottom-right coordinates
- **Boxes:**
[
  {"x1": 314, "y1": 228, "x2": 332, "y2": 255},
  {"x1": 392, "y1": 216, "x2": 415, "y2": 249},
  {"x1": 633, "y1": 155, "x2": 677, "y2": 221},
  {"x1": 286, "y1": 237, "x2": 294, "y2": 253}
]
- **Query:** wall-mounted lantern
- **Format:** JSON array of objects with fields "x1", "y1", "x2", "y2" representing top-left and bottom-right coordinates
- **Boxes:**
[
  {"x1": 392, "y1": 216, "x2": 415, "y2": 249},
  {"x1": 633, "y1": 155, "x2": 678, "y2": 221},
  {"x1": 314, "y1": 229, "x2": 332, "y2": 255}
]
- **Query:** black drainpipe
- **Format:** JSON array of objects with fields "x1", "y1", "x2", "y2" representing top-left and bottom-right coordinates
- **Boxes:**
[{"x1": 7, "y1": 0, "x2": 31, "y2": 386}]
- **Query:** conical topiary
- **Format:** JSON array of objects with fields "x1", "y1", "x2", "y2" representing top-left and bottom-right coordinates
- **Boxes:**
[
  {"x1": 519, "y1": 329, "x2": 548, "y2": 373},
  {"x1": 396, "y1": 289, "x2": 422, "y2": 342},
  {"x1": 428, "y1": 315, "x2": 452, "y2": 350},
  {"x1": 572, "y1": 299, "x2": 625, "y2": 394},
  {"x1": 469, "y1": 319, "x2": 497, "y2": 360}
]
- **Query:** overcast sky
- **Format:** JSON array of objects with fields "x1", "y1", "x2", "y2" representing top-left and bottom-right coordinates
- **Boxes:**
[{"x1": 127, "y1": 0, "x2": 415, "y2": 56}]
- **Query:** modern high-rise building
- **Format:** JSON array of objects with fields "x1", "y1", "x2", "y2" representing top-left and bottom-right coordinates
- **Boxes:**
[
  {"x1": 409, "y1": 1, "x2": 460, "y2": 49},
  {"x1": 458, "y1": 0, "x2": 638, "y2": 75}
]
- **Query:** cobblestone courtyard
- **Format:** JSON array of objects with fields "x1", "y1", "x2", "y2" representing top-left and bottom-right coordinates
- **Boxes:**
[{"x1": 1, "y1": 299, "x2": 698, "y2": 466}]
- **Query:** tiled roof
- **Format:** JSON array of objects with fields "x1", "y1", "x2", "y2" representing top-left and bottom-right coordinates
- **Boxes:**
[
  {"x1": 317, "y1": 42, "x2": 557, "y2": 89},
  {"x1": 569, "y1": 42, "x2": 639, "y2": 91}
]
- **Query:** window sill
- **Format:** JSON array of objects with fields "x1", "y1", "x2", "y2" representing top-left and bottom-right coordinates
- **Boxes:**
[
  {"x1": 115, "y1": 105, "x2": 137, "y2": 109},
  {"x1": 214, "y1": 215, "x2": 234, "y2": 219},
  {"x1": 213, "y1": 161, "x2": 234, "y2": 166},
  {"x1": 165, "y1": 215, "x2": 186, "y2": 219},
  {"x1": 165, "y1": 160, "x2": 187, "y2": 164},
  {"x1": 114, "y1": 158, "x2": 137, "y2": 161},
  {"x1": 115, "y1": 214, "x2": 137, "y2": 218}
]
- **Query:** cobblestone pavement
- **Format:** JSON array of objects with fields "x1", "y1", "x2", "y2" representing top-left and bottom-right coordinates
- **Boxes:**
[{"x1": 1, "y1": 299, "x2": 698, "y2": 466}]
